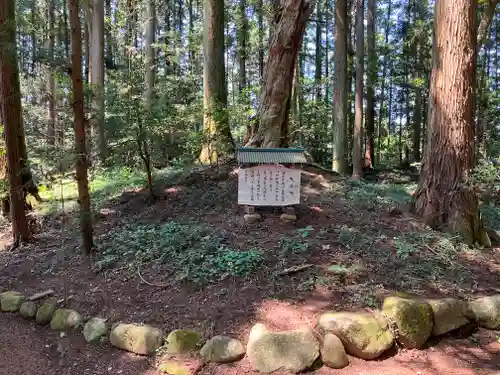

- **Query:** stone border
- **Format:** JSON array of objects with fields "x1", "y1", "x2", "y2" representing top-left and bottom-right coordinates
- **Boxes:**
[{"x1": 1, "y1": 290, "x2": 499, "y2": 373}]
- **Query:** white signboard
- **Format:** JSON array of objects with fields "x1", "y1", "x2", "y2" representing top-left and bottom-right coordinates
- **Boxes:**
[{"x1": 238, "y1": 165, "x2": 301, "y2": 206}]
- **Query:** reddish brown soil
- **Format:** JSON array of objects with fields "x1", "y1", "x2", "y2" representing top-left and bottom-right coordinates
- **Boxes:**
[{"x1": 0, "y1": 166, "x2": 499, "y2": 374}]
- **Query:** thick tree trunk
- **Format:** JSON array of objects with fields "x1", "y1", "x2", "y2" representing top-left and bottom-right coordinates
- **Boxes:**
[
  {"x1": 245, "y1": 0, "x2": 314, "y2": 148},
  {"x1": 0, "y1": 0, "x2": 30, "y2": 245},
  {"x1": 314, "y1": 0, "x2": 322, "y2": 100},
  {"x1": 412, "y1": 0, "x2": 489, "y2": 246},
  {"x1": 199, "y1": 0, "x2": 234, "y2": 163},
  {"x1": 237, "y1": 0, "x2": 248, "y2": 93},
  {"x1": 68, "y1": 0, "x2": 94, "y2": 254},
  {"x1": 257, "y1": 0, "x2": 264, "y2": 81},
  {"x1": 351, "y1": 0, "x2": 364, "y2": 179},
  {"x1": 90, "y1": 0, "x2": 106, "y2": 163},
  {"x1": 332, "y1": 0, "x2": 347, "y2": 173},
  {"x1": 364, "y1": 0, "x2": 375, "y2": 168}
]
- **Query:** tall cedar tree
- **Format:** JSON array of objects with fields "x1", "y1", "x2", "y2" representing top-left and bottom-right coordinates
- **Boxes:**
[
  {"x1": 332, "y1": 0, "x2": 347, "y2": 173},
  {"x1": 245, "y1": 0, "x2": 314, "y2": 148},
  {"x1": 68, "y1": 0, "x2": 94, "y2": 254},
  {"x1": 200, "y1": 0, "x2": 235, "y2": 163},
  {"x1": 46, "y1": 0, "x2": 57, "y2": 145},
  {"x1": 0, "y1": 0, "x2": 30, "y2": 245},
  {"x1": 412, "y1": 0, "x2": 490, "y2": 246},
  {"x1": 365, "y1": 0, "x2": 375, "y2": 167},
  {"x1": 351, "y1": 0, "x2": 364, "y2": 179}
]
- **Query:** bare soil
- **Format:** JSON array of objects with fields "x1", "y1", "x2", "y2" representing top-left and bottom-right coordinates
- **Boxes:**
[{"x1": 0, "y1": 165, "x2": 499, "y2": 375}]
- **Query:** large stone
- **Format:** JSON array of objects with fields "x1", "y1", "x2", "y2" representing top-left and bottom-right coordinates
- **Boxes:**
[
  {"x1": 50, "y1": 309, "x2": 83, "y2": 330},
  {"x1": 83, "y1": 317, "x2": 108, "y2": 343},
  {"x1": 428, "y1": 298, "x2": 470, "y2": 336},
  {"x1": 0, "y1": 291, "x2": 25, "y2": 312},
  {"x1": 382, "y1": 296, "x2": 433, "y2": 349},
  {"x1": 36, "y1": 298, "x2": 57, "y2": 325},
  {"x1": 317, "y1": 311, "x2": 393, "y2": 360},
  {"x1": 165, "y1": 329, "x2": 202, "y2": 355},
  {"x1": 19, "y1": 301, "x2": 37, "y2": 319},
  {"x1": 200, "y1": 335, "x2": 245, "y2": 363},
  {"x1": 110, "y1": 323, "x2": 163, "y2": 355},
  {"x1": 246, "y1": 323, "x2": 320, "y2": 373},
  {"x1": 321, "y1": 333, "x2": 348, "y2": 369},
  {"x1": 465, "y1": 295, "x2": 500, "y2": 329}
]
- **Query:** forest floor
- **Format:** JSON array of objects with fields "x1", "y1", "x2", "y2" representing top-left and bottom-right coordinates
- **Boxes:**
[{"x1": 0, "y1": 164, "x2": 499, "y2": 375}]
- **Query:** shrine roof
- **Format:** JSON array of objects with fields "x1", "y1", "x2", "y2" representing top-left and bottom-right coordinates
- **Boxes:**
[{"x1": 237, "y1": 147, "x2": 308, "y2": 164}]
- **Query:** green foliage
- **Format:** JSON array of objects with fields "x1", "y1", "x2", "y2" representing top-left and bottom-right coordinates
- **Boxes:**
[
  {"x1": 94, "y1": 221, "x2": 263, "y2": 284},
  {"x1": 345, "y1": 180, "x2": 413, "y2": 210},
  {"x1": 471, "y1": 159, "x2": 499, "y2": 185}
]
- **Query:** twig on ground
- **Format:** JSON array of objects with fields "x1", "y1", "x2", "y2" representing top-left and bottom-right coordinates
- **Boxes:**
[
  {"x1": 137, "y1": 265, "x2": 170, "y2": 287},
  {"x1": 29, "y1": 289, "x2": 54, "y2": 301},
  {"x1": 278, "y1": 264, "x2": 314, "y2": 276}
]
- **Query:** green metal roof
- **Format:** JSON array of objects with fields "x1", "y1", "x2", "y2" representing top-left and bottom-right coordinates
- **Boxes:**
[{"x1": 237, "y1": 147, "x2": 308, "y2": 164}]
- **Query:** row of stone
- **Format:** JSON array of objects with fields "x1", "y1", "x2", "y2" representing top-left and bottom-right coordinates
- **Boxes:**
[{"x1": 2, "y1": 290, "x2": 499, "y2": 373}]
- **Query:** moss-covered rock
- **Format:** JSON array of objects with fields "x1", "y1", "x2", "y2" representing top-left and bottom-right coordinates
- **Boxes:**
[
  {"x1": 428, "y1": 298, "x2": 470, "y2": 336},
  {"x1": 246, "y1": 323, "x2": 320, "y2": 373},
  {"x1": 19, "y1": 301, "x2": 37, "y2": 319},
  {"x1": 36, "y1": 298, "x2": 57, "y2": 325},
  {"x1": 317, "y1": 311, "x2": 393, "y2": 360},
  {"x1": 200, "y1": 335, "x2": 245, "y2": 363},
  {"x1": 165, "y1": 329, "x2": 202, "y2": 355},
  {"x1": 321, "y1": 333, "x2": 348, "y2": 369},
  {"x1": 50, "y1": 309, "x2": 83, "y2": 330},
  {"x1": 0, "y1": 291, "x2": 25, "y2": 312},
  {"x1": 110, "y1": 323, "x2": 163, "y2": 355},
  {"x1": 83, "y1": 317, "x2": 108, "y2": 343},
  {"x1": 382, "y1": 296, "x2": 433, "y2": 349},
  {"x1": 465, "y1": 295, "x2": 500, "y2": 329}
]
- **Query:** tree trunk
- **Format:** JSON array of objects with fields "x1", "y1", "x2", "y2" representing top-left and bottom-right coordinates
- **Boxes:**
[
  {"x1": 364, "y1": 0, "x2": 375, "y2": 168},
  {"x1": 245, "y1": 0, "x2": 314, "y2": 148},
  {"x1": 257, "y1": 0, "x2": 264, "y2": 81},
  {"x1": 351, "y1": 0, "x2": 364, "y2": 179},
  {"x1": 68, "y1": 0, "x2": 94, "y2": 254},
  {"x1": 142, "y1": 0, "x2": 156, "y2": 197},
  {"x1": 0, "y1": 0, "x2": 30, "y2": 245},
  {"x1": 315, "y1": 0, "x2": 322, "y2": 100},
  {"x1": 412, "y1": 0, "x2": 489, "y2": 246},
  {"x1": 477, "y1": 0, "x2": 499, "y2": 51},
  {"x1": 83, "y1": 6, "x2": 90, "y2": 83},
  {"x1": 332, "y1": 0, "x2": 347, "y2": 173},
  {"x1": 90, "y1": 0, "x2": 106, "y2": 163},
  {"x1": 237, "y1": 0, "x2": 248, "y2": 93},
  {"x1": 46, "y1": 0, "x2": 56, "y2": 146},
  {"x1": 199, "y1": 0, "x2": 235, "y2": 163},
  {"x1": 105, "y1": 0, "x2": 113, "y2": 66}
]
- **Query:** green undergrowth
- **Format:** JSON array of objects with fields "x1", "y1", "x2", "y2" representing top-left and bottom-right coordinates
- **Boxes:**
[
  {"x1": 94, "y1": 221, "x2": 263, "y2": 284},
  {"x1": 345, "y1": 180, "x2": 415, "y2": 209},
  {"x1": 38, "y1": 166, "x2": 185, "y2": 215}
]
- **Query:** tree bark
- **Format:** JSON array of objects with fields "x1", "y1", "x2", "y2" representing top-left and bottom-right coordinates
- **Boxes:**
[
  {"x1": 90, "y1": 0, "x2": 106, "y2": 162},
  {"x1": 237, "y1": 0, "x2": 248, "y2": 93},
  {"x1": 412, "y1": 0, "x2": 489, "y2": 246},
  {"x1": 68, "y1": 0, "x2": 94, "y2": 254},
  {"x1": 332, "y1": 0, "x2": 347, "y2": 173},
  {"x1": 351, "y1": 0, "x2": 364, "y2": 179},
  {"x1": 257, "y1": 0, "x2": 264, "y2": 81},
  {"x1": 0, "y1": 0, "x2": 30, "y2": 245},
  {"x1": 200, "y1": 0, "x2": 235, "y2": 163},
  {"x1": 315, "y1": 0, "x2": 322, "y2": 100},
  {"x1": 364, "y1": 0, "x2": 375, "y2": 168},
  {"x1": 245, "y1": 0, "x2": 314, "y2": 148},
  {"x1": 46, "y1": 0, "x2": 57, "y2": 146},
  {"x1": 477, "y1": 0, "x2": 499, "y2": 51}
]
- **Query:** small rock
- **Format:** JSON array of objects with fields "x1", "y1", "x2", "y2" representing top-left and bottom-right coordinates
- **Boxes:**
[
  {"x1": 318, "y1": 311, "x2": 393, "y2": 360},
  {"x1": 465, "y1": 295, "x2": 500, "y2": 329},
  {"x1": 36, "y1": 298, "x2": 57, "y2": 325},
  {"x1": 280, "y1": 213, "x2": 297, "y2": 222},
  {"x1": 50, "y1": 309, "x2": 83, "y2": 330},
  {"x1": 157, "y1": 358, "x2": 202, "y2": 375},
  {"x1": 19, "y1": 301, "x2": 37, "y2": 319},
  {"x1": 200, "y1": 335, "x2": 245, "y2": 363},
  {"x1": 83, "y1": 317, "x2": 108, "y2": 343},
  {"x1": 110, "y1": 323, "x2": 163, "y2": 355},
  {"x1": 0, "y1": 291, "x2": 25, "y2": 312},
  {"x1": 321, "y1": 333, "x2": 348, "y2": 369},
  {"x1": 382, "y1": 296, "x2": 433, "y2": 349},
  {"x1": 244, "y1": 213, "x2": 261, "y2": 223},
  {"x1": 428, "y1": 298, "x2": 470, "y2": 336},
  {"x1": 246, "y1": 323, "x2": 319, "y2": 373},
  {"x1": 165, "y1": 329, "x2": 202, "y2": 355}
]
